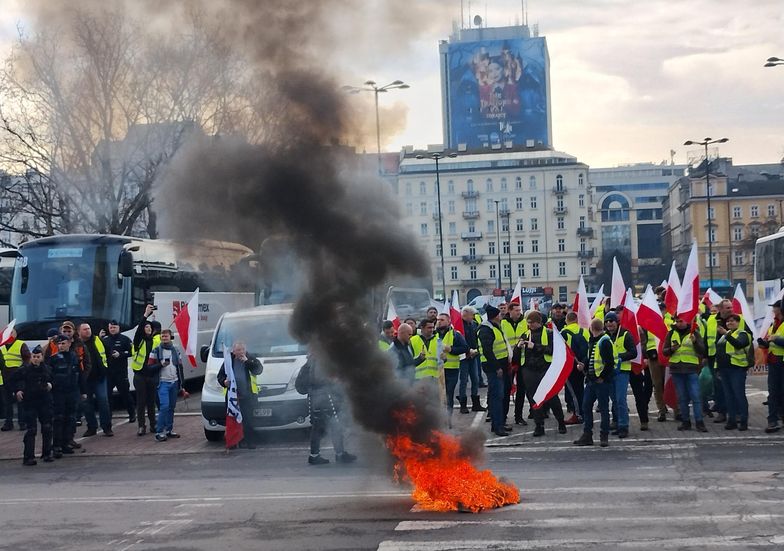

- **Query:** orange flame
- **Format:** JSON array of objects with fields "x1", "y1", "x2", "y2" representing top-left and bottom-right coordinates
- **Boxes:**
[{"x1": 386, "y1": 408, "x2": 520, "y2": 513}]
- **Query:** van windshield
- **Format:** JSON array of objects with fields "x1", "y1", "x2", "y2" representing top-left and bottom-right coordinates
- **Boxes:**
[{"x1": 212, "y1": 314, "x2": 307, "y2": 358}]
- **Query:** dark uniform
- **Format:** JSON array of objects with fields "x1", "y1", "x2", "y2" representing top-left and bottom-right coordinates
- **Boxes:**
[
  {"x1": 48, "y1": 344, "x2": 85, "y2": 457},
  {"x1": 11, "y1": 353, "x2": 54, "y2": 464},
  {"x1": 102, "y1": 329, "x2": 135, "y2": 422}
]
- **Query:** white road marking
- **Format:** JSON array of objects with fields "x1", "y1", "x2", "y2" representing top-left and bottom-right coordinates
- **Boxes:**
[{"x1": 470, "y1": 411, "x2": 485, "y2": 427}]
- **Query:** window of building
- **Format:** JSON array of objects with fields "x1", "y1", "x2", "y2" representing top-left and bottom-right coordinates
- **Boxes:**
[
  {"x1": 532, "y1": 262, "x2": 540, "y2": 278},
  {"x1": 555, "y1": 174, "x2": 564, "y2": 191},
  {"x1": 448, "y1": 222, "x2": 456, "y2": 235},
  {"x1": 419, "y1": 182, "x2": 426, "y2": 195},
  {"x1": 500, "y1": 178, "x2": 508, "y2": 191},
  {"x1": 420, "y1": 202, "x2": 427, "y2": 215},
  {"x1": 517, "y1": 240, "x2": 524, "y2": 254},
  {"x1": 420, "y1": 223, "x2": 428, "y2": 236},
  {"x1": 488, "y1": 241, "x2": 495, "y2": 255},
  {"x1": 503, "y1": 264, "x2": 511, "y2": 278},
  {"x1": 768, "y1": 204, "x2": 776, "y2": 217},
  {"x1": 516, "y1": 218, "x2": 524, "y2": 231},
  {"x1": 530, "y1": 196, "x2": 538, "y2": 209},
  {"x1": 559, "y1": 285, "x2": 568, "y2": 302},
  {"x1": 706, "y1": 252, "x2": 718, "y2": 268},
  {"x1": 733, "y1": 206, "x2": 742, "y2": 218},
  {"x1": 451, "y1": 266, "x2": 458, "y2": 280},
  {"x1": 485, "y1": 178, "x2": 493, "y2": 192},
  {"x1": 488, "y1": 220, "x2": 495, "y2": 233},
  {"x1": 405, "y1": 182, "x2": 412, "y2": 196},
  {"x1": 556, "y1": 197, "x2": 565, "y2": 210},
  {"x1": 501, "y1": 218, "x2": 509, "y2": 232},
  {"x1": 558, "y1": 262, "x2": 566, "y2": 277},
  {"x1": 405, "y1": 203, "x2": 413, "y2": 216},
  {"x1": 515, "y1": 197, "x2": 523, "y2": 210},
  {"x1": 580, "y1": 238, "x2": 587, "y2": 252},
  {"x1": 750, "y1": 225, "x2": 760, "y2": 238},
  {"x1": 448, "y1": 200, "x2": 455, "y2": 214},
  {"x1": 529, "y1": 175, "x2": 537, "y2": 190},
  {"x1": 751, "y1": 205, "x2": 759, "y2": 218},
  {"x1": 435, "y1": 223, "x2": 440, "y2": 235},
  {"x1": 708, "y1": 206, "x2": 715, "y2": 220},
  {"x1": 580, "y1": 261, "x2": 587, "y2": 275},
  {"x1": 578, "y1": 173, "x2": 584, "y2": 187},
  {"x1": 518, "y1": 263, "x2": 525, "y2": 277},
  {"x1": 487, "y1": 198, "x2": 494, "y2": 212},
  {"x1": 531, "y1": 218, "x2": 538, "y2": 231},
  {"x1": 469, "y1": 242, "x2": 476, "y2": 256},
  {"x1": 500, "y1": 197, "x2": 508, "y2": 210},
  {"x1": 515, "y1": 176, "x2": 522, "y2": 190},
  {"x1": 447, "y1": 180, "x2": 455, "y2": 194},
  {"x1": 450, "y1": 243, "x2": 457, "y2": 256},
  {"x1": 579, "y1": 216, "x2": 586, "y2": 228},
  {"x1": 558, "y1": 238, "x2": 565, "y2": 252},
  {"x1": 467, "y1": 221, "x2": 476, "y2": 232},
  {"x1": 466, "y1": 179, "x2": 474, "y2": 192},
  {"x1": 531, "y1": 239, "x2": 539, "y2": 253},
  {"x1": 709, "y1": 227, "x2": 716, "y2": 242},
  {"x1": 733, "y1": 251, "x2": 744, "y2": 266},
  {"x1": 557, "y1": 217, "x2": 565, "y2": 230},
  {"x1": 470, "y1": 265, "x2": 477, "y2": 279},
  {"x1": 503, "y1": 241, "x2": 510, "y2": 254},
  {"x1": 733, "y1": 227, "x2": 743, "y2": 240},
  {"x1": 490, "y1": 264, "x2": 496, "y2": 279},
  {"x1": 436, "y1": 244, "x2": 441, "y2": 257},
  {"x1": 578, "y1": 194, "x2": 585, "y2": 208},
  {"x1": 436, "y1": 267, "x2": 443, "y2": 282}
]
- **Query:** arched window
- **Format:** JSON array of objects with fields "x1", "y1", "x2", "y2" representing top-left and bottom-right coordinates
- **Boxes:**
[{"x1": 601, "y1": 193, "x2": 630, "y2": 222}]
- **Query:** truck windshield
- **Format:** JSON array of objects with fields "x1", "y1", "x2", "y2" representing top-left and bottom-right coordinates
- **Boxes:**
[
  {"x1": 212, "y1": 314, "x2": 307, "y2": 358},
  {"x1": 11, "y1": 242, "x2": 131, "y2": 337}
]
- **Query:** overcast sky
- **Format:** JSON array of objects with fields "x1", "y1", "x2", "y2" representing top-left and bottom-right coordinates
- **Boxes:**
[{"x1": 2, "y1": 0, "x2": 782, "y2": 168}]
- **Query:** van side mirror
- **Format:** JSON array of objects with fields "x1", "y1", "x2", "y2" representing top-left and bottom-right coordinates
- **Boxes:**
[
  {"x1": 200, "y1": 345, "x2": 210, "y2": 364},
  {"x1": 118, "y1": 250, "x2": 134, "y2": 277}
]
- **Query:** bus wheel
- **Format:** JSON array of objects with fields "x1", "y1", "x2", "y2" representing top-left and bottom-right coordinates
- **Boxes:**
[{"x1": 204, "y1": 428, "x2": 224, "y2": 442}]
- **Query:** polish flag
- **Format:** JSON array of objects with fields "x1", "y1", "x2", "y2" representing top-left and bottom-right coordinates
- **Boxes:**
[
  {"x1": 573, "y1": 275, "x2": 591, "y2": 330},
  {"x1": 702, "y1": 288, "x2": 722, "y2": 308},
  {"x1": 663, "y1": 367, "x2": 678, "y2": 409},
  {"x1": 510, "y1": 278, "x2": 522, "y2": 305},
  {"x1": 677, "y1": 242, "x2": 700, "y2": 324},
  {"x1": 760, "y1": 287, "x2": 784, "y2": 339},
  {"x1": 173, "y1": 288, "x2": 199, "y2": 367},
  {"x1": 610, "y1": 257, "x2": 626, "y2": 308},
  {"x1": 0, "y1": 319, "x2": 16, "y2": 347},
  {"x1": 223, "y1": 343, "x2": 244, "y2": 449},
  {"x1": 532, "y1": 327, "x2": 575, "y2": 408},
  {"x1": 732, "y1": 284, "x2": 759, "y2": 340},
  {"x1": 620, "y1": 290, "x2": 643, "y2": 374},
  {"x1": 450, "y1": 290, "x2": 465, "y2": 336},
  {"x1": 664, "y1": 261, "x2": 681, "y2": 316},
  {"x1": 589, "y1": 285, "x2": 605, "y2": 317},
  {"x1": 386, "y1": 302, "x2": 401, "y2": 331},
  {"x1": 637, "y1": 286, "x2": 668, "y2": 341}
]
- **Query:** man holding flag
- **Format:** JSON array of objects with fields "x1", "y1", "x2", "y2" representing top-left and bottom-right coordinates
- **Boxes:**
[{"x1": 218, "y1": 341, "x2": 263, "y2": 449}]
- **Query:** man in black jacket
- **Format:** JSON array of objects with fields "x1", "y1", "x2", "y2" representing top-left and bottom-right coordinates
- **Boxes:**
[
  {"x1": 12, "y1": 346, "x2": 53, "y2": 465},
  {"x1": 48, "y1": 335, "x2": 86, "y2": 458},
  {"x1": 574, "y1": 318, "x2": 615, "y2": 447},
  {"x1": 478, "y1": 305, "x2": 510, "y2": 437},
  {"x1": 103, "y1": 320, "x2": 135, "y2": 423},
  {"x1": 522, "y1": 311, "x2": 566, "y2": 437},
  {"x1": 79, "y1": 323, "x2": 113, "y2": 437},
  {"x1": 217, "y1": 341, "x2": 263, "y2": 449},
  {"x1": 458, "y1": 307, "x2": 484, "y2": 414}
]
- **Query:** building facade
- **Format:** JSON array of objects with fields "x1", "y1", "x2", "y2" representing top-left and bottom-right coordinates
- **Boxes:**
[{"x1": 395, "y1": 147, "x2": 593, "y2": 303}]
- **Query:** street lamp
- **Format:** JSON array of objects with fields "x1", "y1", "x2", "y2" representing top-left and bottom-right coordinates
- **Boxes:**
[
  {"x1": 342, "y1": 80, "x2": 410, "y2": 176},
  {"x1": 764, "y1": 56, "x2": 784, "y2": 67},
  {"x1": 494, "y1": 200, "x2": 502, "y2": 290},
  {"x1": 416, "y1": 151, "x2": 457, "y2": 300},
  {"x1": 684, "y1": 137, "x2": 729, "y2": 287}
]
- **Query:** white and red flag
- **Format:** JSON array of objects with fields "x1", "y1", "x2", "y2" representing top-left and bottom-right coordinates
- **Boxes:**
[
  {"x1": 589, "y1": 285, "x2": 605, "y2": 317},
  {"x1": 677, "y1": 242, "x2": 700, "y2": 324},
  {"x1": 732, "y1": 284, "x2": 759, "y2": 340},
  {"x1": 573, "y1": 275, "x2": 591, "y2": 330},
  {"x1": 0, "y1": 319, "x2": 16, "y2": 347},
  {"x1": 664, "y1": 261, "x2": 681, "y2": 316},
  {"x1": 386, "y1": 302, "x2": 401, "y2": 331},
  {"x1": 610, "y1": 257, "x2": 626, "y2": 309},
  {"x1": 173, "y1": 288, "x2": 199, "y2": 368},
  {"x1": 637, "y1": 286, "x2": 668, "y2": 342},
  {"x1": 450, "y1": 290, "x2": 465, "y2": 336},
  {"x1": 510, "y1": 278, "x2": 522, "y2": 305},
  {"x1": 702, "y1": 288, "x2": 722, "y2": 308},
  {"x1": 223, "y1": 343, "x2": 244, "y2": 449},
  {"x1": 620, "y1": 290, "x2": 643, "y2": 374},
  {"x1": 532, "y1": 326, "x2": 575, "y2": 408}
]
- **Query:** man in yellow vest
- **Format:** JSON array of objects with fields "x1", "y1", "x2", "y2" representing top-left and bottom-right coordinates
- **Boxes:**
[
  {"x1": 574, "y1": 318, "x2": 615, "y2": 447},
  {"x1": 663, "y1": 314, "x2": 708, "y2": 432},
  {"x1": 478, "y1": 305, "x2": 511, "y2": 437},
  {"x1": 758, "y1": 299, "x2": 784, "y2": 433},
  {"x1": 501, "y1": 301, "x2": 528, "y2": 426},
  {"x1": 562, "y1": 312, "x2": 589, "y2": 425},
  {"x1": 132, "y1": 310, "x2": 160, "y2": 436},
  {"x1": 411, "y1": 319, "x2": 438, "y2": 382},
  {"x1": 604, "y1": 312, "x2": 636, "y2": 439},
  {"x1": 218, "y1": 341, "x2": 262, "y2": 448},
  {"x1": 378, "y1": 321, "x2": 395, "y2": 351},
  {"x1": 521, "y1": 310, "x2": 567, "y2": 437},
  {"x1": 435, "y1": 313, "x2": 469, "y2": 426},
  {"x1": 78, "y1": 323, "x2": 113, "y2": 437},
  {"x1": 1, "y1": 329, "x2": 31, "y2": 431},
  {"x1": 715, "y1": 313, "x2": 751, "y2": 430}
]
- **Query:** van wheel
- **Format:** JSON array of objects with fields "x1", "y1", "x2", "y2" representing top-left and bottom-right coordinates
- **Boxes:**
[{"x1": 204, "y1": 428, "x2": 224, "y2": 442}]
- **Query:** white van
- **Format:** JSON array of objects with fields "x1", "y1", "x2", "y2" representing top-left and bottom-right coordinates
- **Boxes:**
[{"x1": 200, "y1": 304, "x2": 310, "y2": 442}]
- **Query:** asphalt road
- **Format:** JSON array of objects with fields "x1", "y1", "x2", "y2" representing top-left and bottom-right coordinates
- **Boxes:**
[{"x1": 1, "y1": 425, "x2": 783, "y2": 551}]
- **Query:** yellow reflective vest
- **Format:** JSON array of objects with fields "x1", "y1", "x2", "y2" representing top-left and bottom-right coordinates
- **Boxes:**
[
  {"x1": 724, "y1": 328, "x2": 751, "y2": 368},
  {"x1": 521, "y1": 329, "x2": 552, "y2": 365},
  {"x1": 131, "y1": 334, "x2": 161, "y2": 372},
  {"x1": 669, "y1": 331, "x2": 700, "y2": 366},
  {"x1": 501, "y1": 318, "x2": 528, "y2": 348},
  {"x1": 591, "y1": 334, "x2": 612, "y2": 378},
  {"x1": 2, "y1": 339, "x2": 26, "y2": 369},
  {"x1": 440, "y1": 330, "x2": 461, "y2": 369},
  {"x1": 611, "y1": 329, "x2": 632, "y2": 372},
  {"x1": 411, "y1": 334, "x2": 439, "y2": 379},
  {"x1": 768, "y1": 319, "x2": 784, "y2": 357},
  {"x1": 562, "y1": 323, "x2": 589, "y2": 348},
  {"x1": 478, "y1": 323, "x2": 509, "y2": 364},
  {"x1": 704, "y1": 314, "x2": 748, "y2": 358}
]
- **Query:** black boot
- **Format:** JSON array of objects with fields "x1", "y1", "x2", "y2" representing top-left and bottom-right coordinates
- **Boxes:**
[
  {"x1": 557, "y1": 420, "x2": 567, "y2": 434},
  {"x1": 533, "y1": 424, "x2": 545, "y2": 437},
  {"x1": 600, "y1": 433, "x2": 609, "y2": 447},
  {"x1": 471, "y1": 396, "x2": 487, "y2": 412},
  {"x1": 459, "y1": 398, "x2": 470, "y2": 414},
  {"x1": 573, "y1": 432, "x2": 593, "y2": 446}
]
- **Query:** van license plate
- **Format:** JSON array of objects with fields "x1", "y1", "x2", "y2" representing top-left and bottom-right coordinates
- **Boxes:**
[{"x1": 253, "y1": 408, "x2": 272, "y2": 417}]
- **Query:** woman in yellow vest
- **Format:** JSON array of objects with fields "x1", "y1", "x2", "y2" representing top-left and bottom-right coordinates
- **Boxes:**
[
  {"x1": 663, "y1": 315, "x2": 708, "y2": 432},
  {"x1": 132, "y1": 306, "x2": 160, "y2": 436},
  {"x1": 759, "y1": 299, "x2": 784, "y2": 433},
  {"x1": 715, "y1": 314, "x2": 751, "y2": 431}
]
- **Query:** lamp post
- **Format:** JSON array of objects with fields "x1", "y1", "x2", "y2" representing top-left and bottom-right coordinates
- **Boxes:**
[
  {"x1": 505, "y1": 210, "x2": 512, "y2": 290},
  {"x1": 684, "y1": 137, "x2": 729, "y2": 287},
  {"x1": 764, "y1": 56, "x2": 784, "y2": 67},
  {"x1": 342, "y1": 80, "x2": 410, "y2": 175},
  {"x1": 494, "y1": 200, "x2": 502, "y2": 290},
  {"x1": 416, "y1": 152, "x2": 457, "y2": 300}
]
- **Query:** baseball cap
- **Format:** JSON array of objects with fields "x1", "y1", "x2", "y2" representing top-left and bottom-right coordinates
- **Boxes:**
[
  {"x1": 771, "y1": 300, "x2": 782, "y2": 309},
  {"x1": 46, "y1": 328, "x2": 59, "y2": 338},
  {"x1": 55, "y1": 334, "x2": 70, "y2": 343},
  {"x1": 60, "y1": 321, "x2": 75, "y2": 330},
  {"x1": 604, "y1": 312, "x2": 619, "y2": 322}
]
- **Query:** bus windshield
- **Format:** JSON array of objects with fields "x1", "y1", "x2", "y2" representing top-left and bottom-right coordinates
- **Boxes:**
[
  {"x1": 212, "y1": 313, "x2": 307, "y2": 358},
  {"x1": 12, "y1": 242, "x2": 131, "y2": 337}
]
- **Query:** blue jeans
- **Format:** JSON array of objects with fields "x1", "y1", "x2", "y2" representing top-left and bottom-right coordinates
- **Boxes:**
[
  {"x1": 156, "y1": 381, "x2": 178, "y2": 435},
  {"x1": 582, "y1": 379, "x2": 611, "y2": 435},
  {"x1": 718, "y1": 367, "x2": 748, "y2": 424},
  {"x1": 484, "y1": 365, "x2": 504, "y2": 432},
  {"x1": 704, "y1": 358, "x2": 726, "y2": 414},
  {"x1": 672, "y1": 372, "x2": 703, "y2": 423},
  {"x1": 767, "y1": 360, "x2": 784, "y2": 424},
  {"x1": 83, "y1": 377, "x2": 112, "y2": 431},
  {"x1": 612, "y1": 370, "x2": 630, "y2": 429},
  {"x1": 458, "y1": 357, "x2": 480, "y2": 399}
]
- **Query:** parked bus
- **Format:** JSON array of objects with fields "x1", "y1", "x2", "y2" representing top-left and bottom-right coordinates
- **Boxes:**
[
  {"x1": 0, "y1": 248, "x2": 19, "y2": 326},
  {"x1": 753, "y1": 227, "x2": 784, "y2": 320}
]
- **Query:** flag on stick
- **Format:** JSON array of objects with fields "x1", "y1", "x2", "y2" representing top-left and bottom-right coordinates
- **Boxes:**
[
  {"x1": 386, "y1": 302, "x2": 401, "y2": 331},
  {"x1": 450, "y1": 290, "x2": 465, "y2": 336},
  {"x1": 677, "y1": 242, "x2": 700, "y2": 324},
  {"x1": 732, "y1": 284, "x2": 759, "y2": 340},
  {"x1": 223, "y1": 343, "x2": 244, "y2": 449},
  {"x1": 510, "y1": 278, "x2": 522, "y2": 305},
  {"x1": 664, "y1": 262, "x2": 681, "y2": 315},
  {"x1": 610, "y1": 257, "x2": 626, "y2": 308},
  {"x1": 589, "y1": 285, "x2": 605, "y2": 317},
  {"x1": 0, "y1": 319, "x2": 16, "y2": 347},
  {"x1": 573, "y1": 275, "x2": 591, "y2": 330},
  {"x1": 173, "y1": 288, "x2": 199, "y2": 367},
  {"x1": 532, "y1": 327, "x2": 575, "y2": 408}
]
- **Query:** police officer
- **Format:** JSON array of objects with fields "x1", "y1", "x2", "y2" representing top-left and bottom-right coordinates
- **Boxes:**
[
  {"x1": 48, "y1": 334, "x2": 86, "y2": 458},
  {"x1": 12, "y1": 345, "x2": 54, "y2": 465},
  {"x1": 103, "y1": 320, "x2": 135, "y2": 423},
  {"x1": 478, "y1": 305, "x2": 511, "y2": 437},
  {"x1": 1, "y1": 329, "x2": 31, "y2": 431}
]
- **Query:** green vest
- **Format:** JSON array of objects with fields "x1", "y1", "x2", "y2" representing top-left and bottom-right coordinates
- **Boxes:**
[
  {"x1": 91, "y1": 335, "x2": 107, "y2": 368},
  {"x1": 663, "y1": 312, "x2": 674, "y2": 330},
  {"x1": 594, "y1": 304, "x2": 606, "y2": 321},
  {"x1": 221, "y1": 359, "x2": 260, "y2": 395},
  {"x1": 612, "y1": 330, "x2": 632, "y2": 372},
  {"x1": 725, "y1": 328, "x2": 751, "y2": 368},
  {"x1": 474, "y1": 313, "x2": 482, "y2": 325},
  {"x1": 440, "y1": 330, "x2": 460, "y2": 369},
  {"x1": 562, "y1": 323, "x2": 589, "y2": 348},
  {"x1": 131, "y1": 334, "x2": 161, "y2": 372},
  {"x1": 767, "y1": 320, "x2": 784, "y2": 357},
  {"x1": 501, "y1": 318, "x2": 527, "y2": 346},
  {"x1": 478, "y1": 324, "x2": 509, "y2": 363},
  {"x1": 521, "y1": 329, "x2": 552, "y2": 365},
  {"x1": 704, "y1": 314, "x2": 748, "y2": 357},
  {"x1": 669, "y1": 331, "x2": 700, "y2": 365},
  {"x1": 411, "y1": 334, "x2": 439, "y2": 379},
  {"x1": 591, "y1": 334, "x2": 611, "y2": 378},
  {"x1": 2, "y1": 340, "x2": 25, "y2": 369},
  {"x1": 378, "y1": 339, "x2": 392, "y2": 352}
]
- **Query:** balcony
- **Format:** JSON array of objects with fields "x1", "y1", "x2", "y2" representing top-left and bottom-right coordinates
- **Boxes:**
[
  {"x1": 552, "y1": 186, "x2": 568, "y2": 195},
  {"x1": 461, "y1": 278, "x2": 492, "y2": 285},
  {"x1": 576, "y1": 227, "x2": 594, "y2": 237},
  {"x1": 461, "y1": 231, "x2": 483, "y2": 240},
  {"x1": 577, "y1": 249, "x2": 595, "y2": 259},
  {"x1": 431, "y1": 212, "x2": 442, "y2": 221},
  {"x1": 462, "y1": 210, "x2": 480, "y2": 219},
  {"x1": 553, "y1": 206, "x2": 568, "y2": 215},
  {"x1": 462, "y1": 254, "x2": 484, "y2": 264},
  {"x1": 499, "y1": 209, "x2": 510, "y2": 217},
  {"x1": 461, "y1": 190, "x2": 479, "y2": 199}
]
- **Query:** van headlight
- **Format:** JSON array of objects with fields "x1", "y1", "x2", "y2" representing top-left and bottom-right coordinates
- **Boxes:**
[{"x1": 285, "y1": 366, "x2": 302, "y2": 392}]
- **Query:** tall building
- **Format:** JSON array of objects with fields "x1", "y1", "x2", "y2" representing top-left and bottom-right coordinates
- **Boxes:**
[
  {"x1": 439, "y1": 24, "x2": 552, "y2": 151},
  {"x1": 589, "y1": 163, "x2": 687, "y2": 289},
  {"x1": 395, "y1": 147, "x2": 592, "y2": 303}
]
